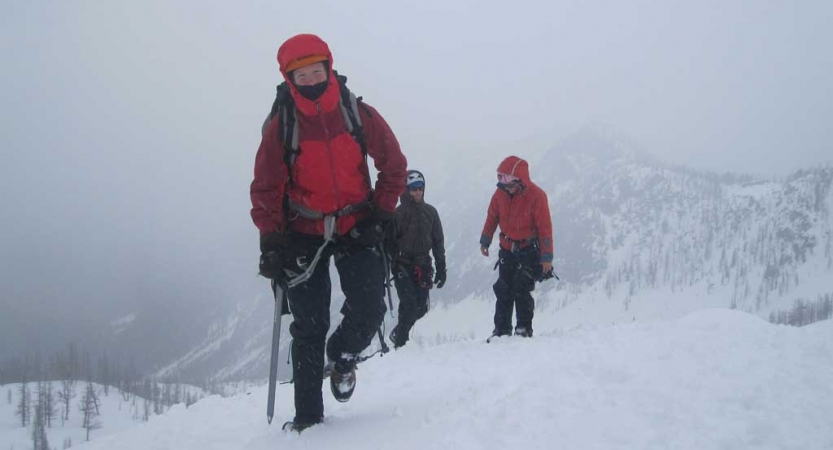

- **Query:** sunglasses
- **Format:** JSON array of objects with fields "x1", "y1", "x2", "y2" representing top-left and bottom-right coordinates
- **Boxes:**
[{"x1": 409, "y1": 186, "x2": 424, "y2": 192}]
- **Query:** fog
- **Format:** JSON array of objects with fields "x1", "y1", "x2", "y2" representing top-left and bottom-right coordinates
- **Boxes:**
[{"x1": 1, "y1": 1, "x2": 831, "y2": 357}]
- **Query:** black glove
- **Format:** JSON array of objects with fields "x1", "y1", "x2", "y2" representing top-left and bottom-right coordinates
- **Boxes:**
[
  {"x1": 434, "y1": 260, "x2": 447, "y2": 288},
  {"x1": 433, "y1": 269, "x2": 447, "y2": 289},
  {"x1": 350, "y1": 209, "x2": 394, "y2": 248},
  {"x1": 538, "y1": 267, "x2": 556, "y2": 282},
  {"x1": 259, "y1": 232, "x2": 287, "y2": 280}
]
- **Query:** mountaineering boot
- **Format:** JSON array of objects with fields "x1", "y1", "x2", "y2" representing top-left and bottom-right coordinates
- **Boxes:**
[
  {"x1": 390, "y1": 326, "x2": 406, "y2": 349},
  {"x1": 282, "y1": 415, "x2": 323, "y2": 434},
  {"x1": 486, "y1": 328, "x2": 512, "y2": 343},
  {"x1": 329, "y1": 363, "x2": 356, "y2": 403},
  {"x1": 493, "y1": 328, "x2": 511, "y2": 337},
  {"x1": 514, "y1": 326, "x2": 533, "y2": 338},
  {"x1": 389, "y1": 327, "x2": 399, "y2": 348}
]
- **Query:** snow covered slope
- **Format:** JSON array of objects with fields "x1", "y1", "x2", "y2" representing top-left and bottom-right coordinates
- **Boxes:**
[
  {"x1": 0, "y1": 381, "x2": 205, "y2": 450},
  {"x1": 71, "y1": 310, "x2": 832, "y2": 450}
]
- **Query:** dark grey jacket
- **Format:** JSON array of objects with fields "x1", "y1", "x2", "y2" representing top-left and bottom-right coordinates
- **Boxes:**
[{"x1": 393, "y1": 193, "x2": 446, "y2": 272}]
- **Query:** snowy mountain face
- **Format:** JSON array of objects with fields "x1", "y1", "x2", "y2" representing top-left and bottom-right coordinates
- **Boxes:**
[
  {"x1": 158, "y1": 127, "x2": 833, "y2": 382},
  {"x1": 435, "y1": 126, "x2": 832, "y2": 314},
  {"x1": 538, "y1": 128, "x2": 832, "y2": 314},
  {"x1": 152, "y1": 291, "x2": 278, "y2": 382}
]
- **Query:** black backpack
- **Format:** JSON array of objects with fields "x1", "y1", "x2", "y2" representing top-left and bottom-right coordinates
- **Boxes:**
[{"x1": 262, "y1": 72, "x2": 370, "y2": 174}]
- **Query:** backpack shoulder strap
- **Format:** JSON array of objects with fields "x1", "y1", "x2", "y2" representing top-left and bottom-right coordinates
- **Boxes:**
[
  {"x1": 334, "y1": 72, "x2": 373, "y2": 191},
  {"x1": 334, "y1": 72, "x2": 367, "y2": 158},
  {"x1": 265, "y1": 82, "x2": 300, "y2": 169},
  {"x1": 267, "y1": 75, "x2": 372, "y2": 191}
]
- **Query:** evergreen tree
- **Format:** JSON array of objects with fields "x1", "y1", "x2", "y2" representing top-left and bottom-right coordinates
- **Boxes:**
[
  {"x1": 37, "y1": 381, "x2": 57, "y2": 428},
  {"x1": 142, "y1": 396, "x2": 151, "y2": 422},
  {"x1": 15, "y1": 381, "x2": 30, "y2": 427},
  {"x1": 58, "y1": 378, "x2": 76, "y2": 425},
  {"x1": 78, "y1": 381, "x2": 101, "y2": 441},
  {"x1": 31, "y1": 397, "x2": 50, "y2": 450},
  {"x1": 97, "y1": 353, "x2": 111, "y2": 396}
]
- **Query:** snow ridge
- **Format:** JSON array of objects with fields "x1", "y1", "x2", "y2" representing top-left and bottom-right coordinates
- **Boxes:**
[{"x1": 63, "y1": 310, "x2": 833, "y2": 450}]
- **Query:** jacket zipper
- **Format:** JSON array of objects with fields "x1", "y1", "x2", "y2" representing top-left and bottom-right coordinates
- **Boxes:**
[{"x1": 317, "y1": 101, "x2": 342, "y2": 210}]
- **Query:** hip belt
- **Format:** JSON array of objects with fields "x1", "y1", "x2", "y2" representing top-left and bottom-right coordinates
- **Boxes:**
[
  {"x1": 500, "y1": 233, "x2": 539, "y2": 253},
  {"x1": 288, "y1": 199, "x2": 370, "y2": 220}
]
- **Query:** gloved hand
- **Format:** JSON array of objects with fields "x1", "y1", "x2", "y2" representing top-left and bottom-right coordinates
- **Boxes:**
[
  {"x1": 433, "y1": 269, "x2": 447, "y2": 289},
  {"x1": 350, "y1": 209, "x2": 394, "y2": 248},
  {"x1": 434, "y1": 260, "x2": 447, "y2": 288},
  {"x1": 538, "y1": 267, "x2": 556, "y2": 282},
  {"x1": 259, "y1": 232, "x2": 288, "y2": 279},
  {"x1": 536, "y1": 262, "x2": 556, "y2": 282}
]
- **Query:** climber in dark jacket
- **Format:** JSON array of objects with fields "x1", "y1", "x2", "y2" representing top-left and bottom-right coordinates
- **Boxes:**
[{"x1": 389, "y1": 170, "x2": 446, "y2": 348}]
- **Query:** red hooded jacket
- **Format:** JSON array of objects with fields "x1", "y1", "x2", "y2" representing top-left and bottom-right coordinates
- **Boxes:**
[
  {"x1": 480, "y1": 156, "x2": 553, "y2": 262},
  {"x1": 251, "y1": 34, "x2": 407, "y2": 237}
]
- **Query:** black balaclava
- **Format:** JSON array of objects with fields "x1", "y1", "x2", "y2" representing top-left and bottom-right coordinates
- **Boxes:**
[
  {"x1": 497, "y1": 180, "x2": 523, "y2": 195},
  {"x1": 292, "y1": 61, "x2": 330, "y2": 100},
  {"x1": 295, "y1": 81, "x2": 328, "y2": 100}
]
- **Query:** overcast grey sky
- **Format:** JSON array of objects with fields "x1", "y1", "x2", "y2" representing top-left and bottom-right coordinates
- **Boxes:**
[{"x1": 1, "y1": 1, "x2": 831, "y2": 353}]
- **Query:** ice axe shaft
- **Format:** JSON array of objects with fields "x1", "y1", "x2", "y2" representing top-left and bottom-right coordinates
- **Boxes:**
[{"x1": 266, "y1": 278, "x2": 286, "y2": 424}]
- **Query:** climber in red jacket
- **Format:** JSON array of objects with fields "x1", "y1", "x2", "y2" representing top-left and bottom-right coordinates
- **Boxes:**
[{"x1": 480, "y1": 156, "x2": 553, "y2": 338}]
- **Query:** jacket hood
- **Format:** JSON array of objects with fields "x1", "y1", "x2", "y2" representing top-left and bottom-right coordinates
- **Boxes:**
[
  {"x1": 400, "y1": 189, "x2": 426, "y2": 205},
  {"x1": 277, "y1": 34, "x2": 340, "y2": 116},
  {"x1": 497, "y1": 155, "x2": 531, "y2": 185}
]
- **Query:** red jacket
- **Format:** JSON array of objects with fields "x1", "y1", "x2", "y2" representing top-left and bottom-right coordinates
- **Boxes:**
[
  {"x1": 480, "y1": 156, "x2": 553, "y2": 262},
  {"x1": 250, "y1": 34, "x2": 407, "y2": 237}
]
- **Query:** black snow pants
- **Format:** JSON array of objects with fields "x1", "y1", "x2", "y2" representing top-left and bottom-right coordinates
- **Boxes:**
[
  {"x1": 284, "y1": 235, "x2": 386, "y2": 423},
  {"x1": 391, "y1": 259, "x2": 433, "y2": 347},
  {"x1": 493, "y1": 247, "x2": 539, "y2": 336}
]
